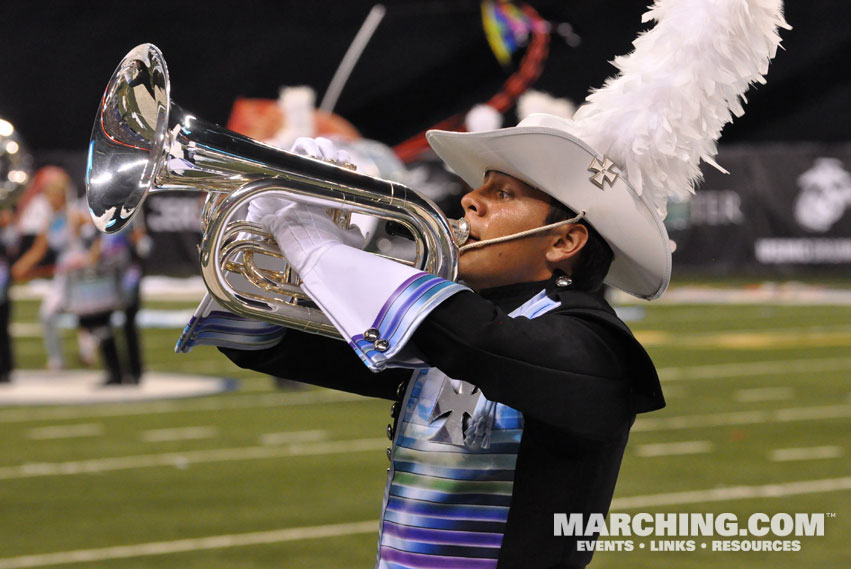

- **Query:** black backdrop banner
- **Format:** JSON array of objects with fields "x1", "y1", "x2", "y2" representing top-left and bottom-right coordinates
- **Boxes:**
[
  {"x1": 33, "y1": 143, "x2": 851, "y2": 277},
  {"x1": 667, "y1": 143, "x2": 851, "y2": 277},
  {"x1": 137, "y1": 143, "x2": 851, "y2": 278},
  {"x1": 141, "y1": 192, "x2": 204, "y2": 277}
]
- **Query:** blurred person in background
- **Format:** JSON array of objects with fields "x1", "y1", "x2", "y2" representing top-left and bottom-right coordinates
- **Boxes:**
[
  {"x1": 13, "y1": 168, "x2": 57, "y2": 277},
  {"x1": 123, "y1": 216, "x2": 151, "y2": 384},
  {"x1": 92, "y1": 216, "x2": 151, "y2": 385},
  {"x1": 0, "y1": 207, "x2": 17, "y2": 382},
  {"x1": 10, "y1": 166, "x2": 130, "y2": 383},
  {"x1": 11, "y1": 166, "x2": 83, "y2": 370},
  {"x1": 76, "y1": 228, "x2": 138, "y2": 385}
]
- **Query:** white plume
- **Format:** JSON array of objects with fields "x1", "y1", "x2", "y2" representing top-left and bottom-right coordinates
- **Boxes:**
[
  {"x1": 569, "y1": 0, "x2": 790, "y2": 217},
  {"x1": 465, "y1": 104, "x2": 503, "y2": 132},
  {"x1": 517, "y1": 90, "x2": 576, "y2": 122}
]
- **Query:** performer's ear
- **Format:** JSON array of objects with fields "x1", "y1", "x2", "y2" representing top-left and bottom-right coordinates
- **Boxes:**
[{"x1": 545, "y1": 223, "x2": 588, "y2": 268}]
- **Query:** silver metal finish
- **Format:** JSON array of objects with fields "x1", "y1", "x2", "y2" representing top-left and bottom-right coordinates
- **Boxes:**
[
  {"x1": 555, "y1": 275, "x2": 573, "y2": 288},
  {"x1": 428, "y1": 376, "x2": 482, "y2": 446},
  {"x1": 364, "y1": 328, "x2": 380, "y2": 341},
  {"x1": 86, "y1": 43, "x2": 462, "y2": 338},
  {"x1": 449, "y1": 217, "x2": 470, "y2": 246},
  {"x1": 588, "y1": 155, "x2": 619, "y2": 189}
]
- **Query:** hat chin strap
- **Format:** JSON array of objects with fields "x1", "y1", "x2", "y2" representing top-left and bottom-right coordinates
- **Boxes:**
[{"x1": 458, "y1": 211, "x2": 586, "y2": 254}]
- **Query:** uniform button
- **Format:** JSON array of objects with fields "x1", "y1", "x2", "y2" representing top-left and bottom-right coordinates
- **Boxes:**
[
  {"x1": 374, "y1": 339, "x2": 390, "y2": 352},
  {"x1": 396, "y1": 381, "x2": 407, "y2": 399},
  {"x1": 386, "y1": 424, "x2": 395, "y2": 440},
  {"x1": 386, "y1": 447, "x2": 392, "y2": 461},
  {"x1": 364, "y1": 328, "x2": 379, "y2": 341},
  {"x1": 390, "y1": 402, "x2": 399, "y2": 418}
]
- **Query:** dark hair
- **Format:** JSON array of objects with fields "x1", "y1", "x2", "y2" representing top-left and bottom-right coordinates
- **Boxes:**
[{"x1": 546, "y1": 200, "x2": 613, "y2": 293}]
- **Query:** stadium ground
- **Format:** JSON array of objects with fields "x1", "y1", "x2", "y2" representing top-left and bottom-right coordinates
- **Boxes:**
[{"x1": 0, "y1": 291, "x2": 848, "y2": 569}]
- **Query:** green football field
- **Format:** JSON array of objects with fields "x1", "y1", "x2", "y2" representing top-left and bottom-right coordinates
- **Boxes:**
[{"x1": 0, "y1": 295, "x2": 848, "y2": 569}]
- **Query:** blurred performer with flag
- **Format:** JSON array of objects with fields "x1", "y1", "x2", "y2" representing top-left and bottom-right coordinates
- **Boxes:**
[{"x1": 192, "y1": 1, "x2": 789, "y2": 566}]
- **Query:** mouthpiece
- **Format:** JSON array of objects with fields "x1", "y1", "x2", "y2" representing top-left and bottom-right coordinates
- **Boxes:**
[{"x1": 449, "y1": 218, "x2": 470, "y2": 246}]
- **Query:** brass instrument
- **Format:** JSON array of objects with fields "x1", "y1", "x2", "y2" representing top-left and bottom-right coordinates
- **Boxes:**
[
  {"x1": 0, "y1": 118, "x2": 32, "y2": 206},
  {"x1": 86, "y1": 43, "x2": 467, "y2": 338}
]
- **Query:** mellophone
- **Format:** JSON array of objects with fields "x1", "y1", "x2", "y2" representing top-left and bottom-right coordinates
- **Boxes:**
[{"x1": 86, "y1": 43, "x2": 469, "y2": 339}]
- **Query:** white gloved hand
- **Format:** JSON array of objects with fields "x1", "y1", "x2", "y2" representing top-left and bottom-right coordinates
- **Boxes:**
[
  {"x1": 239, "y1": 195, "x2": 291, "y2": 244},
  {"x1": 261, "y1": 204, "x2": 364, "y2": 274},
  {"x1": 246, "y1": 195, "x2": 290, "y2": 224},
  {"x1": 246, "y1": 136, "x2": 350, "y2": 225},
  {"x1": 290, "y1": 136, "x2": 353, "y2": 167}
]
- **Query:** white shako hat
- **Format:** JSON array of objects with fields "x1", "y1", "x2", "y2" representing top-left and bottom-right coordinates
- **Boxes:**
[
  {"x1": 427, "y1": 0, "x2": 789, "y2": 301},
  {"x1": 427, "y1": 114, "x2": 670, "y2": 299}
]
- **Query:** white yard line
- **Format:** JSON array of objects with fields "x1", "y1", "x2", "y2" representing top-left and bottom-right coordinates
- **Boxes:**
[
  {"x1": 0, "y1": 438, "x2": 387, "y2": 480},
  {"x1": 1, "y1": 476, "x2": 849, "y2": 567},
  {"x1": 620, "y1": 287, "x2": 851, "y2": 306},
  {"x1": 733, "y1": 387, "x2": 794, "y2": 402},
  {"x1": 612, "y1": 476, "x2": 851, "y2": 510},
  {"x1": 140, "y1": 426, "x2": 218, "y2": 442},
  {"x1": 259, "y1": 429, "x2": 328, "y2": 445},
  {"x1": 633, "y1": 403, "x2": 851, "y2": 432},
  {"x1": 2, "y1": 356, "x2": 845, "y2": 424},
  {"x1": 658, "y1": 356, "x2": 851, "y2": 381},
  {"x1": 769, "y1": 446, "x2": 844, "y2": 462},
  {"x1": 634, "y1": 441, "x2": 713, "y2": 457},
  {"x1": 0, "y1": 390, "x2": 367, "y2": 424},
  {"x1": 775, "y1": 404, "x2": 851, "y2": 421},
  {"x1": 683, "y1": 323, "x2": 851, "y2": 337},
  {"x1": 27, "y1": 424, "x2": 103, "y2": 440},
  {"x1": 0, "y1": 520, "x2": 378, "y2": 569}
]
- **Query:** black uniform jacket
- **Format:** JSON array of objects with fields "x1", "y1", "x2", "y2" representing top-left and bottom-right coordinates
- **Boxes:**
[{"x1": 221, "y1": 274, "x2": 664, "y2": 568}]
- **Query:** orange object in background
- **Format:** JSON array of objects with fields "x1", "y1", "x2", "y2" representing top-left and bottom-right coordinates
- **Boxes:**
[{"x1": 226, "y1": 97, "x2": 361, "y2": 143}]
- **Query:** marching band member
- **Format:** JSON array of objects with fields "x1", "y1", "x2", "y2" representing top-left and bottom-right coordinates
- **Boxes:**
[
  {"x1": 83, "y1": 228, "x2": 139, "y2": 385},
  {"x1": 12, "y1": 167, "x2": 130, "y2": 383},
  {"x1": 11, "y1": 166, "x2": 82, "y2": 370},
  {"x1": 119, "y1": 217, "x2": 152, "y2": 385},
  {"x1": 0, "y1": 208, "x2": 16, "y2": 382},
  {"x1": 224, "y1": 124, "x2": 666, "y2": 568},
  {"x1": 189, "y1": 1, "x2": 788, "y2": 566}
]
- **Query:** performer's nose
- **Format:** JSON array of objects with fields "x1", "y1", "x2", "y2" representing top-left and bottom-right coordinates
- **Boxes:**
[{"x1": 461, "y1": 190, "x2": 484, "y2": 216}]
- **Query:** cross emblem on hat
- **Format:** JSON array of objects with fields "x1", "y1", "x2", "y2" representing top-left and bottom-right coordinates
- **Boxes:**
[
  {"x1": 428, "y1": 376, "x2": 482, "y2": 446},
  {"x1": 588, "y1": 155, "x2": 619, "y2": 189}
]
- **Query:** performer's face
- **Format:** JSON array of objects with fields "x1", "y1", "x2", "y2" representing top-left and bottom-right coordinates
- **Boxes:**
[
  {"x1": 44, "y1": 182, "x2": 67, "y2": 211},
  {"x1": 458, "y1": 171, "x2": 556, "y2": 291}
]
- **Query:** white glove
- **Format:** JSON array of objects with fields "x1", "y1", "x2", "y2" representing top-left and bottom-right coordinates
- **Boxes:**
[
  {"x1": 239, "y1": 195, "x2": 290, "y2": 245},
  {"x1": 261, "y1": 204, "x2": 364, "y2": 274},
  {"x1": 245, "y1": 137, "x2": 352, "y2": 225},
  {"x1": 290, "y1": 136, "x2": 353, "y2": 167},
  {"x1": 246, "y1": 195, "x2": 290, "y2": 224}
]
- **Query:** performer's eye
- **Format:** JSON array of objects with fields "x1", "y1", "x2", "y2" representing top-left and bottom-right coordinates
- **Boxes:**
[{"x1": 496, "y1": 189, "x2": 512, "y2": 200}]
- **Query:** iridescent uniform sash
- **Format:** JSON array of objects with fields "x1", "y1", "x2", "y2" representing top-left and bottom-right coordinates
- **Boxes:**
[
  {"x1": 175, "y1": 293, "x2": 287, "y2": 353},
  {"x1": 377, "y1": 290, "x2": 560, "y2": 569}
]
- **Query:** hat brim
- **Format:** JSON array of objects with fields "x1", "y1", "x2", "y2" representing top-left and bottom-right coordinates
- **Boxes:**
[{"x1": 426, "y1": 125, "x2": 671, "y2": 300}]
